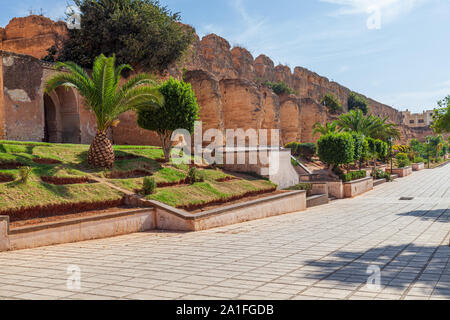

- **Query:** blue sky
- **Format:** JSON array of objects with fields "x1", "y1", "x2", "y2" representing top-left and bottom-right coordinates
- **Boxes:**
[{"x1": 1, "y1": 0, "x2": 449, "y2": 113}]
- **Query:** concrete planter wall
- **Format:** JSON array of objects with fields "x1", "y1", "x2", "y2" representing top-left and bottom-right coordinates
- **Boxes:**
[
  {"x1": 327, "y1": 181, "x2": 344, "y2": 199},
  {"x1": 412, "y1": 162, "x2": 425, "y2": 171},
  {"x1": 389, "y1": 166, "x2": 413, "y2": 177},
  {"x1": 153, "y1": 191, "x2": 307, "y2": 231},
  {"x1": 343, "y1": 177, "x2": 374, "y2": 198},
  {"x1": 0, "y1": 191, "x2": 307, "y2": 252},
  {"x1": 2, "y1": 209, "x2": 155, "y2": 252}
]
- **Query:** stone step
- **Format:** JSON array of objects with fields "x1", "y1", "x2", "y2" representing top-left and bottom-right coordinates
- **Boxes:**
[
  {"x1": 307, "y1": 194, "x2": 329, "y2": 208},
  {"x1": 373, "y1": 178, "x2": 387, "y2": 187}
]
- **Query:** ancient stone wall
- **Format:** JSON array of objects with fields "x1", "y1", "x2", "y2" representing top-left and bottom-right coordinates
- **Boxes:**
[
  {"x1": 0, "y1": 51, "x2": 5, "y2": 139},
  {"x1": 0, "y1": 15, "x2": 434, "y2": 146},
  {"x1": 0, "y1": 15, "x2": 67, "y2": 60}
]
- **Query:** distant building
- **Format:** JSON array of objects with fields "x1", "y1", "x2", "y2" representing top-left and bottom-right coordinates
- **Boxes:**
[{"x1": 401, "y1": 109, "x2": 435, "y2": 128}]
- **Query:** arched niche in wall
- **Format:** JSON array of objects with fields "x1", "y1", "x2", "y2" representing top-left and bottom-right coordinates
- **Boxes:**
[{"x1": 55, "y1": 86, "x2": 81, "y2": 144}]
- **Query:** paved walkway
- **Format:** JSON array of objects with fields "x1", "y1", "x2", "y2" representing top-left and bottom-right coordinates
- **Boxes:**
[{"x1": 0, "y1": 164, "x2": 449, "y2": 300}]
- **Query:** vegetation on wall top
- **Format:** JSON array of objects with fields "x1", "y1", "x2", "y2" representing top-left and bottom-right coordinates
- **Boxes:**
[
  {"x1": 44, "y1": 0, "x2": 194, "y2": 73},
  {"x1": 348, "y1": 92, "x2": 369, "y2": 115},
  {"x1": 321, "y1": 93, "x2": 343, "y2": 114}
]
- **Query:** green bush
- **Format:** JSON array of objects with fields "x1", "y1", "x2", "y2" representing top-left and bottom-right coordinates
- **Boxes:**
[
  {"x1": 143, "y1": 177, "x2": 157, "y2": 195},
  {"x1": 284, "y1": 142, "x2": 316, "y2": 160},
  {"x1": 263, "y1": 81, "x2": 294, "y2": 95},
  {"x1": 348, "y1": 92, "x2": 369, "y2": 115},
  {"x1": 298, "y1": 143, "x2": 317, "y2": 160},
  {"x1": 321, "y1": 93, "x2": 343, "y2": 114},
  {"x1": 284, "y1": 142, "x2": 299, "y2": 156},
  {"x1": 286, "y1": 183, "x2": 313, "y2": 192},
  {"x1": 188, "y1": 167, "x2": 204, "y2": 184},
  {"x1": 317, "y1": 133, "x2": 355, "y2": 171},
  {"x1": 396, "y1": 153, "x2": 411, "y2": 168},
  {"x1": 340, "y1": 170, "x2": 367, "y2": 182},
  {"x1": 371, "y1": 169, "x2": 392, "y2": 181},
  {"x1": 413, "y1": 156, "x2": 425, "y2": 163}
]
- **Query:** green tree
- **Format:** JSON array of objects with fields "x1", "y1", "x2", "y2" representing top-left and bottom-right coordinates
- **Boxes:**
[
  {"x1": 45, "y1": 54, "x2": 163, "y2": 168},
  {"x1": 351, "y1": 132, "x2": 367, "y2": 167},
  {"x1": 409, "y1": 139, "x2": 424, "y2": 157},
  {"x1": 432, "y1": 96, "x2": 450, "y2": 133},
  {"x1": 312, "y1": 121, "x2": 339, "y2": 138},
  {"x1": 367, "y1": 138, "x2": 388, "y2": 172},
  {"x1": 137, "y1": 77, "x2": 199, "y2": 162},
  {"x1": 427, "y1": 135, "x2": 444, "y2": 160},
  {"x1": 321, "y1": 93, "x2": 343, "y2": 114},
  {"x1": 317, "y1": 132, "x2": 355, "y2": 175},
  {"x1": 348, "y1": 92, "x2": 369, "y2": 115},
  {"x1": 45, "y1": 0, "x2": 194, "y2": 73}
]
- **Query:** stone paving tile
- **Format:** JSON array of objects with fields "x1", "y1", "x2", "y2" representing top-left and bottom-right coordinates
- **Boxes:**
[{"x1": 0, "y1": 164, "x2": 449, "y2": 300}]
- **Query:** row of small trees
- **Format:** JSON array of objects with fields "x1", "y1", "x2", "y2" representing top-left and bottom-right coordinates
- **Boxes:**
[{"x1": 317, "y1": 132, "x2": 388, "y2": 175}]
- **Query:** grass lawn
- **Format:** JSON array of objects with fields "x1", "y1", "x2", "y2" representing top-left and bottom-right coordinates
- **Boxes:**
[{"x1": 0, "y1": 140, "x2": 276, "y2": 216}]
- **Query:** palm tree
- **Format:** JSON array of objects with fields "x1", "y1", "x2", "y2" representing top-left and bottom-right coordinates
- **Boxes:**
[
  {"x1": 337, "y1": 109, "x2": 400, "y2": 141},
  {"x1": 45, "y1": 54, "x2": 163, "y2": 168},
  {"x1": 312, "y1": 121, "x2": 339, "y2": 138}
]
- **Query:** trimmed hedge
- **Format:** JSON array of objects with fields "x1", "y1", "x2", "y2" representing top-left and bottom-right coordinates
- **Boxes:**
[
  {"x1": 340, "y1": 170, "x2": 367, "y2": 182},
  {"x1": 317, "y1": 132, "x2": 355, "y2": 168},
  {"x1": 284, "y1": 142, "x2": 317, "y2": 160}
]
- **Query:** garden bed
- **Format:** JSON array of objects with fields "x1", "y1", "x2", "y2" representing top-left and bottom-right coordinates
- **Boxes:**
[
  {"x1": 105, "y1": 169, "x2": 153, "y2": 179},
  {"x1": 0, "y1": 161, "x2": 24, "y2": 169},
  {"x1": 41, "y1": 176, "x2": 97, "y2": 185},
  {"x1": 1, "y1": 199, "x2": 125, "y2": 222},
  {"x1": 178, "y1": 187, "x2": 278, "y2": 211},
  {"x1": 32, "y1": 158, "x2": 62, "y2": 165},
  {"x1": 0, "y1": 173, "x2": 15, "y2": 183},
  {"x1": 10, "y1": 205, "x2": 132, "y2": 229}
]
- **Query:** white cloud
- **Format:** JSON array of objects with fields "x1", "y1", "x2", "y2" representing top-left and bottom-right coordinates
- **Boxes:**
[{"x1": 320, "y1": 0, "x2": 428, "y2": 24}]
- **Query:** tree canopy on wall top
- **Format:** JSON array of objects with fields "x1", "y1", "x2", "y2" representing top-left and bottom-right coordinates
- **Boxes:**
[{"x1": 44, "y1": 0, "x2": 194, "y2": 73}]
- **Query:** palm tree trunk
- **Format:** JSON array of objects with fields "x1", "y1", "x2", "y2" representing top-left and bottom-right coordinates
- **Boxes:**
[{"x1": 88, "y1": 131, "x2": 114, "y2": 168}]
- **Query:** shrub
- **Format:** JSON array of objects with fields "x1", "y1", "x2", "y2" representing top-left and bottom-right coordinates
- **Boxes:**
[
  {"x1": 286, "y1": 183, "x2": 313, "y2": 193},
  {"x1": 18, "y1": 166, "x2": 32, "y2": 184},
  {"x1": 143, "y1": 177, "x2": 157, "y2": 195},
  {"x1": 284, "y1": 142, "x2": 299, "y2": 156},
  {"x1": 188, "y1": 167, "x2": 204, "y2": 184},
  {"x1": 347, "y1": 92, "x2": 368, "y2": 115},
  {"x1": 340, "y1": 170, "x2": 367, "y2": 182},
  {"x1": 396, "y1": 153, "x2": 411, "y2": 168},
  {"x1": 263, "y1": 81, "x2": 294, "y2": 95},
  {"x1": 321, "y1": 93, "x2": 343, "y2": 114},
  {"x1": 413, "y1": 156, "x2": 425, "y2": 164},
  {"x1": 371, "y1": 169, "x2": 392, "y2": 181},
  {"x1": 298, "y1": 143, "x2": 317, "y2": 160},
  {"x1": 317, "y1": 132, "x2": 355, "y2": 174}
]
